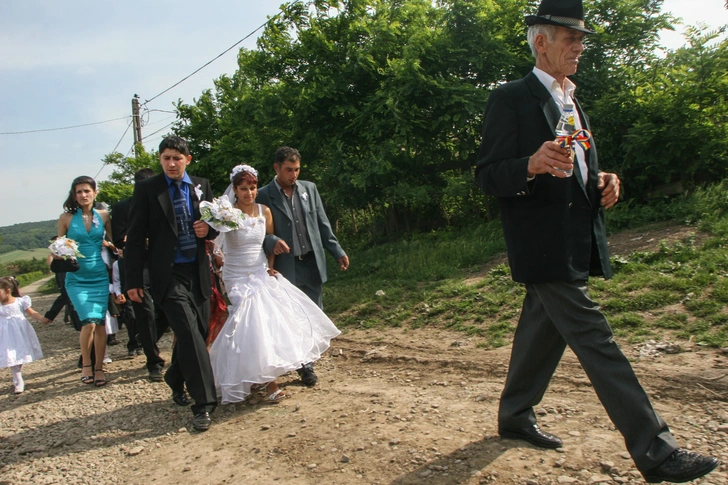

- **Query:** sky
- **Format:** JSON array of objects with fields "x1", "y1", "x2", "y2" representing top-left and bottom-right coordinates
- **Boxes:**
[{"x1": 1, "y1": 0, "x2": 727, "y2": 228}]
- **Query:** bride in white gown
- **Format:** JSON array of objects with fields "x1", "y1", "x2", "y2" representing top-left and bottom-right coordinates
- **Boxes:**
[{"x1": 208, "y1": 164, "x2": 340, "y2": 404}]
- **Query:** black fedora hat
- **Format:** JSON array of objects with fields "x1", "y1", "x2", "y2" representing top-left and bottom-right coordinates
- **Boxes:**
[{"x1": 525, "y1": 0, "x2": 595, "y2": 34}]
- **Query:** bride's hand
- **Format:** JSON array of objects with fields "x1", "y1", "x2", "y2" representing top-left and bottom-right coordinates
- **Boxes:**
[{"x1": 267, "y1": 268, "x2": 278, "y2": 277}]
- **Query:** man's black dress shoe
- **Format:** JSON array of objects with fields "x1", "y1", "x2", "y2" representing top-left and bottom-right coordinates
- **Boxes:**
[
  {"x1": 297, "y1": 363, "x2": 318, "y2": 387},
  {"x1": 499, "y1": 425, "x2": 563, "y2": 449},
  {"x1": 148, "y1": 368, "x2": 164, "y2": 382},
  {"x1": 641, "y1": 449, "x2": 719, "y2": 483},
  {"x1": 172, "y1": 392, "x2": 191, "y2": 406},
  {"x1": 192, "y1": 412, "x2": 211, "y2": 431}
]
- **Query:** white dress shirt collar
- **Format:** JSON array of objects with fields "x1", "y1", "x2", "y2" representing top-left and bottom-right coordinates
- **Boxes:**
[
  {"x1": 532, "y1": 67, "x2": 588, "y2": 184},
  {"x1": 532, "y1": 67, "x2": 577, "y2": 107}
]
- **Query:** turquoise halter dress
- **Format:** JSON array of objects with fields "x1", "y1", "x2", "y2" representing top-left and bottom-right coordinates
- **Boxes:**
[{"x1": 64, "y1": 209, "x2": 109, "y2": 325}]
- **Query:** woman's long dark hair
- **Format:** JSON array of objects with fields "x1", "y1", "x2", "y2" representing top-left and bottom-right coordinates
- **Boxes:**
[{"x1": 63, "y1": 176, "x2": 97, "y2": 213}]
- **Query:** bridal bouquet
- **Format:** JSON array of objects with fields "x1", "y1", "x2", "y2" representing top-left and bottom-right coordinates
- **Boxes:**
[
  {"x1": 48, "y1": 236, "x2": 84, "y2": 260},
  {"x1": 200, "y1": 195, "x2": 244, "y2": 232}
]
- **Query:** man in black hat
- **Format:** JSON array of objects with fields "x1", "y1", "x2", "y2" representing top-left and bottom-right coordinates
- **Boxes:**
[{"x1": 475, "y1": 0, "x2": 719, "y2": 482}]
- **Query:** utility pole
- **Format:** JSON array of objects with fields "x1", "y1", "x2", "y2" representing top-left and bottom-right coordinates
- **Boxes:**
[{"x1": 131, "y1": 94, "x2": 142, "y2": 158}]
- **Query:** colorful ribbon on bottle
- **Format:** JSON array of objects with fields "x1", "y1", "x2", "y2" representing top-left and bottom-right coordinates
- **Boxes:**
[{"x1": 557, "y1": 129, "x2": 591, "y2": 151}]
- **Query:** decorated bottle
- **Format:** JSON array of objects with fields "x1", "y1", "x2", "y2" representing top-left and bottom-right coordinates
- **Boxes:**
[{"x1": 555, "y1": 103, "x2": 576, "y2": 177}]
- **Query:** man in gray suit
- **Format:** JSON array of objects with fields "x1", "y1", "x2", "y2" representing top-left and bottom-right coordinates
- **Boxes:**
[{"x1": 257, "y1": 146, "x2": 349, "y2": 386}]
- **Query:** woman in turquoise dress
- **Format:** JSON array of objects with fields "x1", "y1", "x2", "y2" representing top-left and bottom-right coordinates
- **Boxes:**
[{"x1": 56, "y1": 176, "x2": 114, "y2": 387}]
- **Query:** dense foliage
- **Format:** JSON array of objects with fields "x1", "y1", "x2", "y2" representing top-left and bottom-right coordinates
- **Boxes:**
[
  {"x1": 4, "y1": 258, "x2": 48, "y2": 276},
  {"x1": 588, "y1": 27, "x2": 728, "y2": 198},
  {"x1": 174, "y1": 0, "x2": 536, "y2": 240},
  {"x1": 97, "y1": 144, "x2": 161, "y2": 207},
  {"x1": 98, "y1": 0, "x2": 727, "y2": 245}
]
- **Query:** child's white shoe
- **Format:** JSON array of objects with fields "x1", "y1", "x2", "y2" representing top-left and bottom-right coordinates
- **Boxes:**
[{"x1": 13, "y1": 376, "x2": 24, "y2": 395}]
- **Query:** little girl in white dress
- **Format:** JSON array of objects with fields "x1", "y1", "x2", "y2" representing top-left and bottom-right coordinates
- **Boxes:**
[
  {"x1": 207, "y1": 165, "x2": 340, "y2": 404},
  {"x1": 0, "y1": 277, "x2": 50, "y2": 394}
]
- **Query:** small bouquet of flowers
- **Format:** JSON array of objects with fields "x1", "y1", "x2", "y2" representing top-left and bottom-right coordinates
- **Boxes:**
[
  {"x1": 48, "y1": 236, "x2": 83, "y2": 273},
  {"x1": 49, "y1": 237, "x2": 84, "y2": 260},
  {"x1": 200, "y1": 195, "x2": 244, "y2": 232}
]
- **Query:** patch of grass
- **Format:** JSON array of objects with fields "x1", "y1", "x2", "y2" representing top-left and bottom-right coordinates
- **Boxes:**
[
  {"x1": 0, "y1": 248, "x2": 50, "y2": 265},
  {"x1": 654, "y1": 313, "x2": 688, "y2": 329},
  {"x1": 629, "y1": 290, "x2": 682, "y2": 311},
  {"x1": 16, "y1": 271, "x2": 46, "y2": 287},
  {"x1": 324, "y1": 184, "x2": 728, "y2": 349},
  {"x1": 37, "y1": 277, "x2": 59, "y2": 295},
  {"x1": 684, "y1": 298, "x2": 723, "y2": 318},
  {"x1": 706, "y1": 313, "x2": 728, "y2": 327},
  {"x1": 610, "y1": 312, "x2": 646, "y2": 329},
  {"x1": 710, "y1": 278, "x2": 728, "y2": 303}
]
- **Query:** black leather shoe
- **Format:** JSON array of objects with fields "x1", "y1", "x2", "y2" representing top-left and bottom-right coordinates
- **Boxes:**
[
  {"x1": 499, "y1": 425, "x2": 563, "y2": 449},
  {"x1": 642, "y1": 449, "x2": 719, "y2": 483},
  {"x1": 192, "y1": 412, "x2": 211, "y2": 431},
  {"x1": 297, "y1": 363, "x2": 318, "y2": 387},
  {"x1": 148, "y1": 369, "x2": 164, "y2": 382},
  {"x1": 172, "y1": 392, "x2": 191, "y2": 406}
]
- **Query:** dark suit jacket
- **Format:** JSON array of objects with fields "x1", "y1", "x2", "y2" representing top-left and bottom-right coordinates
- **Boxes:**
[
  {"x1": 125, "y1": 173, "x2": 218, "y2": 303},
  {"x1": 113, "y1": 196, "x2": 153, "y2": 289},
  {"x1": 475, "y1": 71, "x2": 611, "y2": 284},
  {"x1": 256, "y1": 180, "x2": 346, "y2": 285},
  {"x1": 111, "y1": 197, "x2": 131, "y2": 249}
]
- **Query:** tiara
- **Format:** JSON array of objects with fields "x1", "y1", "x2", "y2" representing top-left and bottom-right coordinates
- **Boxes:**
[{"x1": 229, "y1": 164, "x2": 258, "y2": 181}]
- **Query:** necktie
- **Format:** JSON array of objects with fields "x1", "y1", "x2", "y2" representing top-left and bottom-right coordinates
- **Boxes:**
[{"x1": 173, "y1": 181, "x2": 197, "y2": 258}]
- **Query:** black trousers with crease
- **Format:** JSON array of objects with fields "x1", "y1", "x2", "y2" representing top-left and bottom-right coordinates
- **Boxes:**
[
  {"x1": 160, "y1": 262, "x2": 216, "y2": 415},
  {"x1": 498, "y1": 280, "x2": 678, "y2": 471}
]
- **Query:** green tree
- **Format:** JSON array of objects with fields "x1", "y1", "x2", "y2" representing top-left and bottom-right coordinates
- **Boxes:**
[
  {"x1": 97, "y1": 145, "x2": 161, "y2": 207},
  {"x1": 176, "y1": 0, "x2": 530, "y2": 238},
  {"x1": 591, "y1": 27, "x2": 728, "y2": 197},
  {"x1": 174, "y1": 0, "x2": 712, "y2": 240}
]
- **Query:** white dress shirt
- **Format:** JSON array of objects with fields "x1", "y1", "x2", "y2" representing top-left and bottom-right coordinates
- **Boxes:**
[{"x1": 532, "y1": 67, "x2": 589, "y2": 185}]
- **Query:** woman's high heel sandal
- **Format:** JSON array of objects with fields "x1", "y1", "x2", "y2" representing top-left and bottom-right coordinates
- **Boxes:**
[
  {"x1": 93, "y1": 368, "x2": 108, "y2": 387},
  {"x1": 81, "y1": 365, "x2": 94, "y2": 384}
]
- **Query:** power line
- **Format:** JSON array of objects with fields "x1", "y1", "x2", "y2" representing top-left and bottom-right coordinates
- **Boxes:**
[
  {"x1": 143, "y1": 115, "x2": 177, "y2": 127},
  {"x1": 141, "y1": 3, "x2": 294, "y2": 107},
  {"x1": 147, "y1": 109, "x2": 177, "y2": 114},
  {"x1": 94, "y1": 119, "x2": 133, "y2": 179},
  {"x1": 3, "y1": 5, "x2": 294, "y2": 137},
  {"x1": 0, "y1": 116, "x2": 130, "y2": 135},
  {"x1": 141, "y1": 122, "x2": 176, "y2": 142}
]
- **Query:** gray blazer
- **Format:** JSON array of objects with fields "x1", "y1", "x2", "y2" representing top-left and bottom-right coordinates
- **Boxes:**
[{"x1": 256, "y1": 180, "x2": 346, "y2": 285}]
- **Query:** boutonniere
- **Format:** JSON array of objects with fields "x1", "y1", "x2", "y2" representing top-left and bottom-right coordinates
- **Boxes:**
[
  {"x1": 301, "y1": 192, "x2": 308, "y2": 202},
  {"x1": 194, "y1": 184, "x2": 203, "y2": 200},
  {"x1": 92, "y1": 214, "x2": 100, "y2": 228}
]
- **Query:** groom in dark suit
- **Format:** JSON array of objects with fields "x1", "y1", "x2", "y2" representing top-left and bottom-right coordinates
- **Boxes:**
[
  {"x1": 475, "y1": 0, "x2": 718, "y2": 482},
  {"x1": 257, "y1": 146, "x2": 349, "y2": 386},
  {"x1": 125, "y1": 136, "x2": 218, "y2": 431}
]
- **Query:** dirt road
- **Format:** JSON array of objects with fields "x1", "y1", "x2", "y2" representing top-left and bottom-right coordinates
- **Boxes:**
[{"x1": 1, "y1": 288, "x2": 727, "y2": 484}]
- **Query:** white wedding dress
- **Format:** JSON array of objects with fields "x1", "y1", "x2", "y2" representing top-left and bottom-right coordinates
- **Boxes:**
[{"x1": 209, "y1": 206, "x2": 341, "y2": 404}]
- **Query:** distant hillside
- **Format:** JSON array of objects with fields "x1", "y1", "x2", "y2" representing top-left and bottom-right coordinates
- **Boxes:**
[{"x1": 0, "y1": 220, "x2": 57, "y2": 254}]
